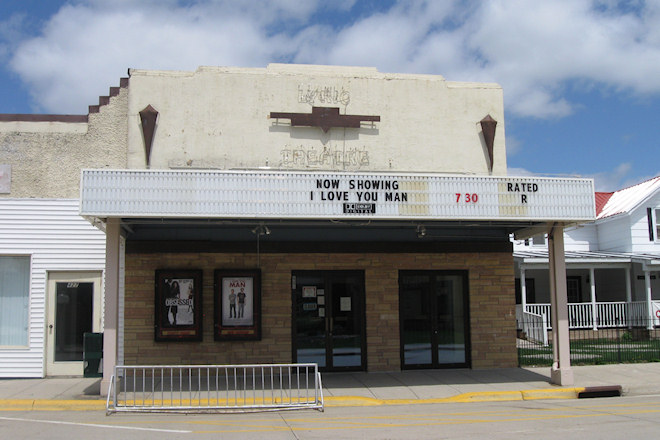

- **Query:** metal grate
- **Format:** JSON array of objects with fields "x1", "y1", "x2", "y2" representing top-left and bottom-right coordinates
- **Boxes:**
[{"x1": 106, "y1": 363, "x2": 323, "y2": 414}]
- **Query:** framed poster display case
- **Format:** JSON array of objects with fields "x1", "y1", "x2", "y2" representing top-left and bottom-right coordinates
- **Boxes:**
[
  {"x1": 154, "y1": 269, "x2": 203, "y2": 341},
  {"x1": 214, "y1": 269, "x2": 261, "y2": 341}
]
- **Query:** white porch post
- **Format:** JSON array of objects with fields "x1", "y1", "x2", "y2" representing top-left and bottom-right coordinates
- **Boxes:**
[
  {"x1": 625, "y1": 267, "x2": 632, "y2": 329},
  {"x1": 645, "y1": 270, "x2": 653, "y2": 330},
  {"x1": 590, "y1": 268, "x2": 597, "y2": 331},
  {"x1": 548, "y1": 223, "x2": 573, "y2": 385},
  {"x1": 521, "y1": 267, "x2": 527, "y2": 312},
  {"x1": 101, "y1": 218, "x2": 121, "y2": 397}
]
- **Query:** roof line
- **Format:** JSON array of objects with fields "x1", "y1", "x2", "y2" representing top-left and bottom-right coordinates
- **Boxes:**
[{"x1": 0, "y1": 114, "x2": 88, "y2": 122}]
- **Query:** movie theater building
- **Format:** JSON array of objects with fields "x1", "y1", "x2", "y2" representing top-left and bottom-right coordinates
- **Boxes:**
[{"x1": 73, "y1": 64, "x2": 595, "y2": 390}]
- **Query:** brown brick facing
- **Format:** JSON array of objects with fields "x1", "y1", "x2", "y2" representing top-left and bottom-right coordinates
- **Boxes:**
[{"x1": 123, "y1": 251, "x2": 516, "y2": 370}]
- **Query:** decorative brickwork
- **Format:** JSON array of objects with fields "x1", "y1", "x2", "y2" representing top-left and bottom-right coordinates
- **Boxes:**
[{"x1": 123, "y1": 251, "x2": 516, "y2": 370}]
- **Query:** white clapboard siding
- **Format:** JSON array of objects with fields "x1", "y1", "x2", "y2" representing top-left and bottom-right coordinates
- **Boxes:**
[
  {"x1": 0, "y1": 199, "x2": 106, "y2": 378},
  {"x1": 596, "y1": 215, "x2": 632, "y2": 252},
  {"x1": 564, "y1": 223, "x2": 598, "y2": 251},
  {"x1": 630, "y1": 191, "x2": 660, "y2": 253}
]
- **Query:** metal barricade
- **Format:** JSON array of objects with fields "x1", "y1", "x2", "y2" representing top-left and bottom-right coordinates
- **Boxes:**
[{"x1": 106, "y1": 363, "x2": 324, "y2": 414}]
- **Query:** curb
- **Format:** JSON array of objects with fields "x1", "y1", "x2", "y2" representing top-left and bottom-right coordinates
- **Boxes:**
[
  {"x1": 0, "y1": 387, "x2": 599, "y2": 411},
  {"x1": 323, "y1": 387, "x2": 586, "y2": 407},
  {"x1": 0, "y1": 399, "x2": 106, "y2": 411}
]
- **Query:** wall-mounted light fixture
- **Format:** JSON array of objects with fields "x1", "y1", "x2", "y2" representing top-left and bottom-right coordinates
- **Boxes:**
[
  {"x1": 251, "y1": 224, "x2": 271, "y2": 267},
  {"x1": 252, "y1": 225, "x2": 271, "y2": 236}
]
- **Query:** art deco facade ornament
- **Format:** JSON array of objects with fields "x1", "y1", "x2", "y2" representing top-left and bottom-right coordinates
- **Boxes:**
[
  {"x1": 480, "y1": 114, "x2": 497, "y2": 173},
  {"x1": 139, "y1": 105, "x2": 159, "y2": 167},
  {"x1": 270, "y1": 106, "x2": 380, "y2": 133}
]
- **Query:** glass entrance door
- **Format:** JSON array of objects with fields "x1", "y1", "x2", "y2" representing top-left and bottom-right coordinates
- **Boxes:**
[
  {"x1": 399, "y1": 271, "x2": 470, "y2": 369},
  {"x1": 46, "y1": 272, "x2": 102, "y2": 376},
  {"x1": 54, "y1": 281, "x2": 94, "y2": 361},
  {"x1": 292, "y1": 271, "x2": 366, "y2": 371}
]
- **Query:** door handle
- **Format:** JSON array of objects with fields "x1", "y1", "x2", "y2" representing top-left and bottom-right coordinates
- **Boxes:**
[{"x1": 49, "y1": 324, "x2": 53, "y2": 334}]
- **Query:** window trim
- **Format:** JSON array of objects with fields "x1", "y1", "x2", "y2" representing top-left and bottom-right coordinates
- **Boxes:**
[{"x1": 0, "y1": 255, "x2": 32, "y2": 348}]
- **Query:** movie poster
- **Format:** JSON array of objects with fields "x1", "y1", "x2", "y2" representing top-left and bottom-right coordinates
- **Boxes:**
[
  {"x1": 221, "y1": 276, "x2": 254, "y2": 326},
  {"x1": 214, "y1": 270, "x2": 261, "y2": 341},
  {"x1": 155, "y1": 269, "x2": 202, "y2": 341},
  {"x1": 162, "y1": 277, "x2": 195, "y2": 327}
]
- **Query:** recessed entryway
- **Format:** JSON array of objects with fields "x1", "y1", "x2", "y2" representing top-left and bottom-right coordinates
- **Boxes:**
[
  {"x1": 292, "y1": 270, "x2": 366, "y2": 372},
  {"x1": 399, "y1": 271, "x2": 470, "y2": 369},
  {"x1": 46, "y1": 272, "x2": 102, "y2": 376}
]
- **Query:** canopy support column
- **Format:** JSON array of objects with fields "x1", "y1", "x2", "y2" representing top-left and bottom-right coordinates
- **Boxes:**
[
  {"x1": 520, "y1": 267, "x2": 527, "y2": 312},
  {"x1": 101, "y1": 218, "x2": 121, "y2": 396},
  {"x1": 645, "y1": 270, "x2": 654, "y2": 330},
  {"x1": 625, "y1": 267, "x2": 632, "y2": 329},
  {"x1": 548, "y1": 223, "x2": 573, "y2": 386},
  {"x1": 589, "y1": 268, "x2": 597, "y2": 331}
]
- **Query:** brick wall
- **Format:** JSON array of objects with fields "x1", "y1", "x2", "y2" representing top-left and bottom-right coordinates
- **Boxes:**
[{"x1": 123, "y1": 251, "x2": 517, "y2": 369}]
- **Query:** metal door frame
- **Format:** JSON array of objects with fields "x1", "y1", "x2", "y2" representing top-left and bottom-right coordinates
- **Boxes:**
[
  {"x1": 291, "y1": 270, "x2": 367, "y2": 372},
  {"x1": 45, "y1": 271, "x2": 103, "y2": 376},
  {"x1": 398, "y1": 270, "x2": 471, "y2": 369}
]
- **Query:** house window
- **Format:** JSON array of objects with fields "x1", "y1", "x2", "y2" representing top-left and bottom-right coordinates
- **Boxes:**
[
  {"x1": 531, "y1": 234, "x2": 546, "y2": 246},
  {"x1": 0, "y1": 256, "x2": 30, "y2": 346},
  {"x1": 656, "y1": 209, "x2": 660, "y2": 241},
  {"x1": 566, "y1": 276, "x2": 582, "y2": 303},
  {"x1": 515, "y1": 278, "x2": 536, "y2": 304},
  {"x1": 522, "y1": 234, "x2": 546, "y2": 247}
]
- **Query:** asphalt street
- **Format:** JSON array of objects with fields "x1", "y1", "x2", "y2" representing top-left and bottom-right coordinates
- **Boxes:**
[{"x1": 2, "y1": 394, "x2": 660, "y2": 439}]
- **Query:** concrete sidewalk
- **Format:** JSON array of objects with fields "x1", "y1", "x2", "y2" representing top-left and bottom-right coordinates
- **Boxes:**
[{"x1": 1, "y1": 363, "x2": 658, "y2": 410}]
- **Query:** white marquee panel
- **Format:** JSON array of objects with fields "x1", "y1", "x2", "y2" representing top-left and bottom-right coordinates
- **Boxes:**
[{"x1": 80, "y1": 170, "x2": 595, "y2": 221}]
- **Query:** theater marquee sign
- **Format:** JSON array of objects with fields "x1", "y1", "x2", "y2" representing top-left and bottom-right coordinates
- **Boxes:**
[{"x1": 80, "y1": 170, "x2": 595, "y2": 221}]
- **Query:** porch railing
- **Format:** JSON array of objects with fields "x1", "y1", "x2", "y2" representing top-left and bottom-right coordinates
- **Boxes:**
[
  {"x1": 516, "y1": 307, "x2": 548, "y2": 346},
  {"x1": 520, "y1": 301, "x2": 660, "y2": 330}
]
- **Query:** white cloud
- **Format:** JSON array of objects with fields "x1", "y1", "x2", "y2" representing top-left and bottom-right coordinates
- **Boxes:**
[
  {"x1": 9, "y1": 1, "x2": 305, "y2": 113},
  {"x1": 463, "y1": 0, "x2": 660, "y2": 117},
  {"x1": 5, "y1": 0, "x2": 660, "y2": 117},
  {"x1": 0, "y1": 12, "x2": 28, "y2": 62},
  {"x1": 505, "y1": 162, "x2": 658, "y2": 192},
  {"x1": 505, "y1": 135, "x2": 522, "y2": 156},
  {"x1": 506, "y1": 167, "x2": 539, "y2": 177},
  {"x1": 587, "y1": 162, "x2": 633, "y2": 191}
]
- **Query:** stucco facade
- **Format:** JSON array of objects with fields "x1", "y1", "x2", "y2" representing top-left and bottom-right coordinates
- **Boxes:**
[
  {"x1": 126, "y1": 65, "x2": 506, "y2": 174},
  {"x1": 0, "y1": 86, "x2": 129, "y2": 199}
]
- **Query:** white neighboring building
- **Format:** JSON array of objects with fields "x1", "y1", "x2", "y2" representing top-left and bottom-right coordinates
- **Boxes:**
[
  {"x1": 514, "y1": 176, "x2": 660, "y2": 330},
  {"x1": 0, "y1": 199, "x2": 106, "y2": 377},
  {"x1": 0, "y1": 81, "x2": 128, "y2": 378}
]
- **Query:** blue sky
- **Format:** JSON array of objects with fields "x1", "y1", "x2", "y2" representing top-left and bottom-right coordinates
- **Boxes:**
[{"x1": 1, "y1": 0, "x2": 659, "y2": 191}]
